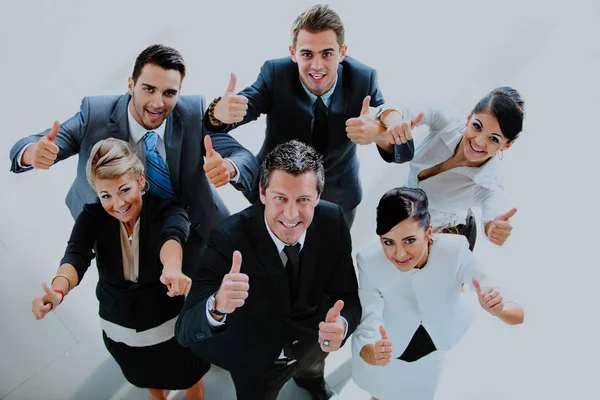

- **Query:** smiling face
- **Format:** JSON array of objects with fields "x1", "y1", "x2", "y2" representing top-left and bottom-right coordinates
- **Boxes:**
[
  {"x1": 380, "y1": 218, "x2": 433, "y2": 272},
  {"x1": 128, "y1": 63, "x2": 182, "y2": 131},
  {"x1": 289, "y1": 29, "x2": 347, "y2": 96},
  {"x1": 95, "y1": 172, "x2": 145, "y2": 229},
  {"x1": 462, "y1": 112, "x2": 513, "y2": 164},
  {"x1": 260, "y1": 169, "x2": 321, "y2": 245}
]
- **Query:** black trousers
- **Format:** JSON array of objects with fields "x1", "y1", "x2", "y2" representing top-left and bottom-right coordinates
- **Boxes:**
[{"x1": 230, "y1": 342, "x2": 327, "y2": 400}]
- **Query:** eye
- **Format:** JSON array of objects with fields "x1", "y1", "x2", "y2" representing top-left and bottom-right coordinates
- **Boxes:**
[
  {"x1": 275, "y1": 196, "x2": 284, "y2": 201},
  {"x1": 299, "y1": 197, "x2": 311, "y2": 203},
  {"x1": 164, "y1": 91, "x2": 177, "y2": 97},
  {"x1": 120, "y1": 187, "x2": 130, "y2": 195},
  {"x1": 489, "y1": 136, "x2": 500, "y2": 144},
  {"x1": 100, "y1": 194, "x2": 111, "y2": 200},
  {"x1": 144, "y1": 87, "x2": 154, "y2": 93},
  {"x1": 382, "y1": 239, "x2": 394, "y2": 246},
  {"x1": 404, "y1": 238, "x2": 416, "y2": 245},
  {"x1": 323, "y1": 52, "x2": 333, "y2": 58},
  {"x1": 301, "y1": 52, "x2": 312, "y2": 58},
  {"x1": 472, "y1": 122, "x2": 482, "y2": 131}
]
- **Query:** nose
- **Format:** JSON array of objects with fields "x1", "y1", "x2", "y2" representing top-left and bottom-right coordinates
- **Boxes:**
[
  {"x1": 395, "y1": 245, "x2": 407, "y2": 260},
  {"x1": 283, "y1": 201, "x2": 299, "y2": 221},
  {"x1": 311, "y1": 55, "x2": 323, "y2": 71},
  {"x1": 150, "y1": 91, "x2": 164, "y2": 108},
  {"x1": 114, "y1": 196, "x2": 126, "y2": 209},
  {"x1": 474, "y1": 132, "x2": 486, "y2": 146}
]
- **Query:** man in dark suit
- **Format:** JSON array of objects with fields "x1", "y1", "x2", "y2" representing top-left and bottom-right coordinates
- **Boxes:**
[
  {"x1": 8, "y1": 44, "x2": 257, "y2": 274},
  {"x1": 204, "y1": 4, "x2": 397, "y2": 227},
  {"x1": 175, "y1": 140, "x2": 361, "y2": 399}
]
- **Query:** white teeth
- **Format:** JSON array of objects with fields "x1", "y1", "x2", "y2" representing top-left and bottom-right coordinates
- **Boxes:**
[
  {"x1": 282, "y1": 222, "x2": 298, "y2": 228},
  {"x1": 311, "y1": 74, "x2": 323, "y2": 78},
  {"x1": 470, "y1": 142, "x2": 484, "y2": 152}
]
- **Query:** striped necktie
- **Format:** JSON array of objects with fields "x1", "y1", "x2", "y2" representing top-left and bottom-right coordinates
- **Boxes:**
[{"x1": 142, "y1": 131, "x2": 174, "y2": 199}]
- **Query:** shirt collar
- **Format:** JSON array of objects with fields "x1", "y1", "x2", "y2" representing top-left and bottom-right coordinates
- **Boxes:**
[
  {"x1": 264, "y1": 215, "x2": 306, "y2": 254},
  {"x1": 127, "y1": 102, "x2": 167, "y2": 144},
  {"x1": 300, "y1": 74, "x2": 338, "y2": 108}
]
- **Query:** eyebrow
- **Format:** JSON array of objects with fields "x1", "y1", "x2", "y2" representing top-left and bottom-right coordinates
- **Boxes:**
[
  {"x1": 475, "y1": 118, "x2": 504, "y2": 139},
  {"x1": 299, "y1": 48, "x2": 336, "y2": 54}
]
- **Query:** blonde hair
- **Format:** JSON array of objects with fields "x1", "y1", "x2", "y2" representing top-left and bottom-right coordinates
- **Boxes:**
[
  {"x1": 86, "y1": 138, "x2": 144, "y2": 189},
  {"x1": 291, "y1": 4, "x2": 345, "y2": 49}
]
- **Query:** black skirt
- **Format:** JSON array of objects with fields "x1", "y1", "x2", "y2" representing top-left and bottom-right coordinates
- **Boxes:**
[{"x1": 102, "y1": 331, "x2": 210, "y2": 390}]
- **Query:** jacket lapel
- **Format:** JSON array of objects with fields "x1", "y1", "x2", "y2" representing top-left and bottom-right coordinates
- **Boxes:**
[
  {"x1": 164, "y1": 108, "x2": 183, "y2": 197},
  {"x1": 108, "y1": 94, "x2": 133, "y2": 142}
]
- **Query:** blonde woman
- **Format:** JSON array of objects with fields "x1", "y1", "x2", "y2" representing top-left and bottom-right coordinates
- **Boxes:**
[{"x1": 31, "y1": 139, "x2": 207, "y2": 400}]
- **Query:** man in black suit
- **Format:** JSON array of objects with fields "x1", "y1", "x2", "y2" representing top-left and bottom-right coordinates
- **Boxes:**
[
  {"x1": 8, "y1": 44, "x2": 258, "y2": 275},
  {"x1": 204, "y1": 4, "x2": 400, "y2": 227},
  {"x1": 175, "y1": 140, "x2": 361, "y2": 399}
]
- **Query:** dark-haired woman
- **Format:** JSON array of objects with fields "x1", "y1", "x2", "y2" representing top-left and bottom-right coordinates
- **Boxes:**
[
  {"x1": 376, "y1": 87, "x2": 525, "y2": 249},
  {"x1": 351, "y1": 187, "x2": 524, "y2": 399}
]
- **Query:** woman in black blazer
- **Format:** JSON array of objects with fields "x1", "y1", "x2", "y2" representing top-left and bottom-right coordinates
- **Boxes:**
[{"x1": 31, "y1": 138, "x2": 208, "y2": 400}]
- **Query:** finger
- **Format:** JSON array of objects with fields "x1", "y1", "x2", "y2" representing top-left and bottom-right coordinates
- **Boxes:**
[
  {"x1": 345, "y1": 117, "x2": 361, "y2": 127},
  {"x1": 325, "y1": 300, "x2": 344, "y2": 323},
  {"x1": 410, "y1": 113, "x2": 424, "y2": 128},
  {"x1": 231, "y1": 97, "x2": 249, "y2": 107},
  {"x1": 319, "y1": 321, "x2": 344, "y2": 334},
  {"x1": 226, "y1": 72, "x2": 237, "y2": 93},
  {"x1": 379, "y1": 325, "x2": 388, "y2": 340},
  {"x1": 171, "y1": 278, "x2": 181, "y2": 295},
  {"x1": 46, "y1": 121, "x2": 60, "y2": 142},
  {"x1": 497, "y1": 207, "x2": 518, "y2": 221},
  {"x1": 471, "y1": 277, "x2": 482, "y2": 294},
  {"x1": 360, "y1": 95, "x2": 371, "y2": 116},
  {"x1": 204, "y1": 135, "x2": 215, "y2": 158},
  {"x1": 42, "y1": 282, "x2": 53, "y2": 296},
  {"x1": 230, "y1": 250, "x2": 242, "y2": 274}
]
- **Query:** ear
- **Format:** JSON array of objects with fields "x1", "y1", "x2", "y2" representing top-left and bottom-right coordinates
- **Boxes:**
[
  {"x1": 426, "y1": 223, "x2": 433, "y2": 240},
  {"x1": 289, "y1": 45, "x2": 297, "y2": 63},
  {"x1": 339, "y1": 44, "x2": 347, "y2": 62},
  {"x1": 502, "y1": 140, "x2": 514, "y2": 151},
  {"x1": 259, "y1": 184, "x2": 267, "y2": 205},
  {"x1": 139, "y1": 172, "x2": 146, "y2": 190},
  {"x1": 466, "y1": 113, "x2": 472, "y2": 125},
  {"x1": 128, "y1": 76, "x2": 134, "y2": 95}
]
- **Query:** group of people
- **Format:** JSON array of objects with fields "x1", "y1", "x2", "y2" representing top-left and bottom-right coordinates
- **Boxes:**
[{"x1": 15, "y1": 4, "x2": 525, "y2": 400}]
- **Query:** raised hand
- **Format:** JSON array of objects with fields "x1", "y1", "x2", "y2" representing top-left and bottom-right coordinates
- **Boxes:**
[
  {"x1": 385, "y1": 113, "x2": 424, "y2": 145},
  {"x1": 361, "y1": 325, "x2": 394, "y2": 366},
  {"x1": 31, "y1": 282, "x2": 63, "y2": 320},
  {"x1": 213, "y1": 251, "x2": 249, "y2": 316},
  {"x1": 345, "y1": 96, "x2": 386, "y2": 145},
  {"x1": 213, "y1": 73, "x2": 249, "y2": 124},
  {"x1": 203, "y1": 135, "x2": 236, "y2": 188},
  {"x1": 22, "y1": 121, "x2": 60, "y2": 169},
  {"x1": 318, "y1": 300, "x2": 346, "y2": 352},
  {"x1": 486, "y1": 208, "x2": 517, "y2": 245},
  {"x1": 472, "y1": 277, "x2": 504, "y2": 317},
  {"x1": 160, "y1": 268, "x2": 192, "y2": 297}
]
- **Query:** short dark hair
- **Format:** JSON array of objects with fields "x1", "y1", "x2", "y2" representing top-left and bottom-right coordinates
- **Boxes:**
[
  {"x1": 259, "y1": 140, "x2": 325, "y2": 195},
  {"x1": 376, "y1": 187, "x2": 431, "y2": 236},
  {"x1": 131, "y1": 44, "x2": 186, "y2": 83},
  {"x1": 472, "y1": 86, "x2": 525, "y2": 142},
  {"x1": 291, "y1": 4, "x2": 345, "y2": 49}
]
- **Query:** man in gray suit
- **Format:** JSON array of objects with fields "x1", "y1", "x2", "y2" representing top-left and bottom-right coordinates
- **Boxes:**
[{"x1": 9, "y1": 44, "x2": 257, "y2": 275}]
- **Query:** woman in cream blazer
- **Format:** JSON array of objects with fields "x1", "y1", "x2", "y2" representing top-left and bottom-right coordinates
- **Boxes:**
[{"x1": 351, "y1": 187, "x2": 524, "y2": 399}]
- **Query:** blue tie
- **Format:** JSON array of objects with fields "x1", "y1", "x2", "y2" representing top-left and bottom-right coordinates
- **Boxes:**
[{"x1": 142, "y1": 132, "x2": 174, "y2": 199}]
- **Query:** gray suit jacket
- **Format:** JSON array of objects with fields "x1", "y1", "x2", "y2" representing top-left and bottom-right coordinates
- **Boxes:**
[{"x1": 9, "y1": 94, "x2": 258, "y2": 273}]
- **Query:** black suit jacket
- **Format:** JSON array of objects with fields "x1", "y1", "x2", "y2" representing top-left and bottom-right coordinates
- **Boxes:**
[
  {"x1": 175, "y1": 200, "x2": 361, "y2": 375},
  {"x1": 62, "y1": 195, "x2": 189, "y2": 332},
  {"x1": 209, "y1": 56, "x2": 384, "y2": 212}
]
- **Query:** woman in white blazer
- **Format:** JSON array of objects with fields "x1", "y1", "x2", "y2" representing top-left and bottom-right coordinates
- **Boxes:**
[
  {"x1": 376, "y1": 87, "x2": 525, "y2": 250},
  {"x1": 351, "y1": 187, "x2": 524, "y2": 399}
]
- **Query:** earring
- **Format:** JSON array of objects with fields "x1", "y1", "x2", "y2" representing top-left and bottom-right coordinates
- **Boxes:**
[
  {"x1": 497, "y1": 150, "x2": 504, "y2": 161},
  {"x1": 460, "y1": 125, "x2": 466, "y2": 134},
  {"x1": 141, "y1": 181, "x2": 150, "y2": 195}
]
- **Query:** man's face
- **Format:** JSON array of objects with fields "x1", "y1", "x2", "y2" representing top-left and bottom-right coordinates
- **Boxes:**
[
  {"x1": 260, "y1": 170, "x2": 321, "y2": 245},
  {"x1": 289, "y1": 29, "x2": 347, "y2": 96},
  {"x1": 128, "y1": 63, "x2": 182, "y2": 130}
]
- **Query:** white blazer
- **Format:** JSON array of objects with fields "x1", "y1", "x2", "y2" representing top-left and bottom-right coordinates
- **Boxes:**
[{"x1": 352, "y1": 234, "x2": 497, "y2": 355}]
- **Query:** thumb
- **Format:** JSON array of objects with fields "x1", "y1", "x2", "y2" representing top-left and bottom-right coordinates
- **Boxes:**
[
  {"x1": 471, "y1": 277, "x2": 482, "y2": 295},
  {"x1": 230, "y1": 250, "x2": 242, "y2": 274},
  {"x1": 325, "y1": 299, "x2": 344, "y2": 323},
  {"x1": 46, "y1": 121, "x2": 60, "y2": 142},
  {"x1": 42, "y1": 282, "x2": 53, "y2": 296},
  {"x1": 160, "y1": 273, "x2": 170, "y2": 286},
  {"x1": 204, "y1": 135, "x2": 215, "y2": 158},
  {"x1": 379, "y1": 325, "x2": 388, "y2": 340},
  {"x1": 226, "y1": 72, "x2": 237, "y2": 93},
  {"x1": 410, "y1": 113, "x2": 424, "y2": 128},
  {"x1": 497, "y1": 207, "x2": 517, "y2": 221},
  {"x1": 360, "y1": 95, "x2": 371, "y2": 116}
]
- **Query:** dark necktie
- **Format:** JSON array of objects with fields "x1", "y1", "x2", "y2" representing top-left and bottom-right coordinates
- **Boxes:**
[
  {"x1": 283, "y1": 243, "x2": 301, "y2": 303},
  {"x1": 142, "y1": 131, "x2": 174, "y2": 199},
  {"x1": 312, "y1": 96, "x2": 328, "y2": 155}
]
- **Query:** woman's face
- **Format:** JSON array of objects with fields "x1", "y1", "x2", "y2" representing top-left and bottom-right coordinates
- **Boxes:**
[
  {"x1": 94, "y1": 172, "x2": 145, "y2": 225},
  {"x1": 380, "y1": 218, "x2": 432, "y2": 272},
  {"x1": 462, "y1": 112, "x2": 513, "y2": 163}
]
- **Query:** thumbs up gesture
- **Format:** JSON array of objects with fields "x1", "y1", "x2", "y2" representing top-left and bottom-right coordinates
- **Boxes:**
[
  {"x1": 385, "y1": 113, "x2": 424, "y2": 145},
  {"x1": 485, "y1": 208, "x2": 517, "y2": 245},
  {"x1": 203, "y1": 135, "x2": 236, "y2": 188},
  {"x1": 345, "y1": 96, "x2": 387, "y2": 145},
  {"x1": 21, "y1": 121, "x2": 60, "y2": 169},
  {"x1": 360, "y1": 325, "x2": 394, "y2": 366},
  {"x1": 472, "y1": 277, "x2": 504, "y2": 316},
  {"x1": 31, "y1": 282, "x2": 63, "y2": 320},
  {"x1": 212, "y1": 73, "x2": 249, "y2": 124},
  {"x1": 213, "y1": 251, "x2": 249, "y2": 317},
  {"x1": 318, "y1": 299, "x2": 347, "y2": 352}
]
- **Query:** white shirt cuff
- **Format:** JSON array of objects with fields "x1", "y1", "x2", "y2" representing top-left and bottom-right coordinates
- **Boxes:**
[
  {"x1": 226, "y1": 158, "x2": 241, "y2": 183},
  {"x1": 205, "y1": 299, "x2": 227, "y2": 327},
  {"x1": 341, "y1": 316, "x2": 349, "y2": 339},
  {"x1": 16, "y1": 143, "x2": 34, "y2": 168}
]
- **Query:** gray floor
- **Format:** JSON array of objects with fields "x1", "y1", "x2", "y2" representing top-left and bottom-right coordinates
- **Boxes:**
[{"x1": 1, "y1": 0, "x2": 599, "y2": 399}]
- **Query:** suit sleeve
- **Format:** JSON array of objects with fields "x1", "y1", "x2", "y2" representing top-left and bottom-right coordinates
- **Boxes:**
[
  {"x1": 368, "y1": 69, "x2": 385, "y2": 108},
  {"x1": 175, "y1": 227, "x2": 234, "y2": 347},
  {"x1": 9, "y1": 97, "x2": 90, "y2": 173},
  {"x1": 59, "y1": 205, "x2": 97, "y2": 284},
  {"x1": 158, "y1": 199, "x2": 190, "y2": 248}
]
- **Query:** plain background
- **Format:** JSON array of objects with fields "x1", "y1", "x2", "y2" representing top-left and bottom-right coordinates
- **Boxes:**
[{"x1": 0, "y1": 0, "x2": 598, "y2": 398}]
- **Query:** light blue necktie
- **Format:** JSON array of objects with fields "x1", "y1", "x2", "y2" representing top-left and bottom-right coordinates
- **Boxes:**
[{"x1": 142, "y1": 131, "x2": 174, "y2": 199}]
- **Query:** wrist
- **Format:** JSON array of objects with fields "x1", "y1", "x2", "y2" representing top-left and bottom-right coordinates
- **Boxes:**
[
  {"x1": 21, "y1": 146, "x2": 35, "y2": 167},
  {"x1": 208, "y1": 293, "x2": 228, "y2": 317},
  {"x1": 225, "y1": 159, "x2": 237, "y2": 179},
  {"x1": 54, "y1": 289, "x2": 65, "y2": 306},
  {"x1": 207, "y1": 97, "x2": 224, "y2": 128}
]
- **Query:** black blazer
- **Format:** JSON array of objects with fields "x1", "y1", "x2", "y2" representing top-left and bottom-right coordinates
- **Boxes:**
[
  {"x1": 61, "y1": 195, "x2": 189, "y2": 332},
  {"x1": 175, "y1": 201, "x2": 361, "y2": 375},
  {"x1": 209, "y1": 56, "x2": 384, "y2": 212}
]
